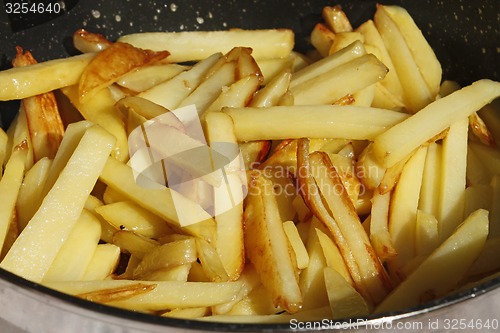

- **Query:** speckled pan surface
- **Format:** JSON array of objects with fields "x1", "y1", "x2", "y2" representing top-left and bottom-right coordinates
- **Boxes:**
[{"x1": 0, "y1": 0, "x2": 499, "y2": 332}]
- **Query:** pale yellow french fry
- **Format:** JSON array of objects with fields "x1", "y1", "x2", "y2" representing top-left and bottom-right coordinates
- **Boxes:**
[
  {"x1": 250, "y1": 69, "x2": 291, "y2": 108},
  {"x1": 148, "y1": 268, "x2": 195, "y2": 287},
  {"x1": 138, "y1": 52, "x2": 222, "y2": 109},
  {"x1": 329, "y1": 32, "x2": 364, "y2": 55},
  {"x1": 351, "y1": 84, "x2": 375, "y2": 107},
  {"x1": 324, "y1": 267, "x2": 369, "y2": 319},
  {"x1": 418, "y1": 142, "x2": 442, "y2": 217},
  {"x1": 178, "y1": 61, "x2": 237, "y2": 115},
  {"x1": 112, "y1": 230, "x2": 159, "y2": 259},
  {"x1": 322, "y1": 5, "x2": 353, "y2": 33},
  {"x1": 283, "y1": 221, "x2": 309, "y2": 270},
  {"x1": 62, "y1": 86, "x2": 128, "y2": 161},
  {"x1": 43, "y1": 209, "x2": 101, "y2": 282},
  {"x1": 205, "y1": 75, "x2": 261, "y2": 113},
  {"x1": 0, "y1": 53, "x2": 94, "y2": 101},
  {"x1": 95, "y1": 201, "x2": 172, "y2": 239},
  {"x1": 118, "y1": 29, "x2": 294, "y2": 62},
  {"x1": 372, "y1": 80, "x2": 500, "y2": 168},
  {"x1": 84, "y1": 195, "x2": 117, "y2": 244},
  {"x1": 315, "y1": 228, "x2": 353, "y2": 286},
  {"x1": 196, "y1": 238, "x2": 230, "y2": 282},
  {"x1": 223, "y1": 283, "x2": 279, "y2": 316},
  {"x1": 204, "y1": 111, "x2": 245, "y2": 280},
  {"x1": 0, "y1": 129, "x2": 7, "y2": 173},
  {"x1": 256, "y1": 57, "x2": 293, "y2": 85},
  {"x1": 467, "y1": 237, "x2": 500, "y2": 278},
  {"x1": 438, "y1": 117, "x2": 468, "y2": 242},
  {"x1": 99, "y1": 157, "x2": 216, "y2": 242},
  {"x1": 244, "y1": 172, "x2": 303, "y2": 313},
  {"x1": 381, "y1": 5, "x2": 442, "y2": 98},
  {"x1": 290, "y1": 40, "x2": 366, "y2": 89},
  {"x1": 415, "y1": 210, "x2": 439, "y2": 258},
  {"x1": 6, "y1": 105, "x2": 34, "y2": 170},
  {"x1": 356, "y1": 19, "x2": 405, "y2": 108},
  {"x1": 116, "y1": 63, "x2": 188, "y2": 92},
  {"x1": 224, "y1": 105, "x2": 408, "y2": 142},
  {"x1": 310, "y1": 23, "x2": 335, "y2": 57},
  {"x1": 44, "y1": 279, "x2": 245, "y2": 312},
  {"x1": 81, "y1": 243, "x2": 121, "y2": 281},
  {"x1": 0, "y1": 145, "x2": 27, "y2": 252},
  {"x1": 388, "y1": 146, "x2": 427, "y2": 281},
  {"x1": 16, "y1": 157, "x2": 52, "y2": 232},
  {"x1": 299, "y1": 217, "x2": 329, "y2": 311},
  {"x1": 374, "y1": 5, "x2": 433, "y2": 112},
  {"x1": 370, "y1": 188, "x2": 397, "y2": 262},
  {"x1": 378, "y1": 150, "x2": 412, "y2": 195},
  {"x1": 355, "y1": 143, "x2": 386, "y2": 190},
  {"x1": 133, "y1": 239, "x2": 197, "y2": 279},
  {"x1": 0, "y1": 124, "x2": 115, "y2": 282},
  {"x1": 376, "y1": 209, "x2": 489, "y2": 313},
  {"x1": 290, "y1": 54, "x2": 387, "y2": 105}
]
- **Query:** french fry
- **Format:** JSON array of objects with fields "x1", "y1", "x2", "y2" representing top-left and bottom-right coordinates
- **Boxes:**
[
  {"x1": 376, "y1": 209, "x2": 489, "y2": 313},
  {"x1": 418, "y1": 142, "x2": 442, "y2": 217},
  {"x1": 0, "y1": 144, "x2": 27, "y2": 252},
  {"x1": 370, "y1": 188, "x2": 397, "y2": 262},
  {"x1": 283, "y1": 221, "x2": 309, "y2": 270},
  {"x1": 163, "y1": 307, "x2": 210, "y2": 319},
  {"x1": 0, "y1": 129, "x2": 7, "y2": 172},
  {"x1": 44, "y1": 279, "x2": 245, "y2": 312},
  {"x1": 81, "y1": 243, "x2": 121, "y2": 281},
  {"x1": 95, "y1": 201, "x2": 172, "y2": 239},
  {"x1": 116, "y1": 63, "x2": 187, "y2": 93},
  {"x1": 112, "y1": 230, "x2": 159, "y2": 259},
  {"x1": 42, "y1": 209, "x2": 101, "y2": 282},
  {"x1": 13, "y1": 47, "x2": 64, "y2": 161},
  {"x1": 324, "y1": 267, "x2": 369, "y2": 319},
  {"x1": 138, "y1": 53, "x2": 222, "y2": 109},
  {"x1": 329, "y1": 32, "x2": 364, "y2": 55},
  {"x1": 73, "y1": 28, "x2": 112, "y2": 53},
  {"x1": 381, "y1": 5, "x2": 442, "y2": 98},
  {"x1": 16, "y1": 156, "x2": 51, "y2": 231},
  {"x1": 205, "y1": 75, "x2": 261, "y2": 113},
  {"x1": 78, "y1": 42, "x2": 169, "y2": 101},
  {"x1": 84, "y1": 195, "x2": 118, "y2": 244},
  {"x1": 316, "y1": 228, "x2": 353, "y2": 286},
  {"x1": 310, "y1": 23, "x2": 335, "y2": 57},
  {"x1": 224, "y1": 105, "x2": 408, "y2": 142},
  {"x1": 290, "y1": 54, "x2": 387, "y2": 105},
  {"x1": 0, "y1": 53, "x2": 94, "y2": 101},
  {"x1": 438, "y1": 117, "x2": 468, "y2": 241},
  {"x1": 322, "y1": 5, "x2": 353, "y2": 33},
  {"x1": 244, "y1": 172, "x2": 303, "y2": 313},
  {"x1": 387, "y1": 146, "x2": 427, "y2": 280},
  {"x1": 415, "y1": 210, "x2": 439, "y2": 257},
  {"x1": 118, "y1": 29, "x2": 294, "y2": 62},
  {"x1": 290, "y1": 40, "x2": 366, "y2": 89},
  {"x1": 372, "y1": 79, "x2": 500, "y2": 168},
  {"x1": 5, "y1": 105, "x2": 34, "y2": 169},
  {"x1": 374, "y1": 4, "x2": 433, "y2": 112},
  {"x1": 0, "y1": 124, "x2": 115, "y2": 282}
]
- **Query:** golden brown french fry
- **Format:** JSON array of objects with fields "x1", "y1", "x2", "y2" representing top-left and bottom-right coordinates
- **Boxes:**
[
  {"x1": 13, "y1": 47, "x2": 64, "y2": 161},
  {"x1": 79, "y1": 42, "x2": 169, "y2": 101},
  {"x1": 73, "y1": 28, "x2": 112, "y2": 53},
  {"x1": 5, "y1": 105, "x2": 34, "y2": 170},
  {"x1": 310, "y1": 23, "x2": 335, "y2": 57},
  {"x1": 372, "y1": 79, "x2": 500, "y2": 168},
  {"x1": 0, "y1": 124, "x2": 115, "y2": 282},
  {"x1": 244, "y1": 172, "x2": 303, "y2": 313},
  {"x1": 118, "y1": 29, "x2": 294, "y2": 62},
  {"x1": 322, "y1": 5, "x2": 353, "y2": 33}
]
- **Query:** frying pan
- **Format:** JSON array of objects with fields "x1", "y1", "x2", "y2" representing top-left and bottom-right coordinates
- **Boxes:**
[{"x1": 0, "y1": 0, "x2": 499, "y2": 332}]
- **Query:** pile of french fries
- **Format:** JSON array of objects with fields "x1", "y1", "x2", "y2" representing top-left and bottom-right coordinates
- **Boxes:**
[{"x1": 0, "y1": 3, "x2": 499, "y2": 323}]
